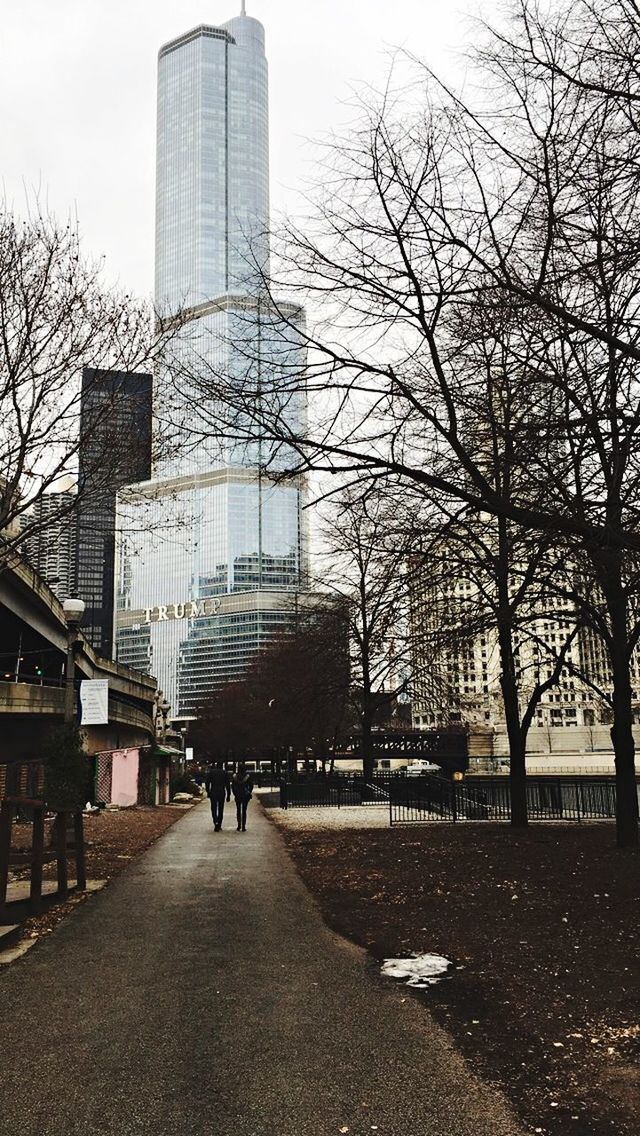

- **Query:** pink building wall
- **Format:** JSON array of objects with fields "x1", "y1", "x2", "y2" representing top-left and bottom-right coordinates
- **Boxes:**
[{"x1": 110, "y1": 748, "x2": 140, "y2": 807}]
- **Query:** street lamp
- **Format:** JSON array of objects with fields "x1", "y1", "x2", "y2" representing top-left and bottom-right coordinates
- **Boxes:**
[
  {"x1": 161, "y1": 702, "x2": 171, "y2": 729},
  {"x1": 267, "y1": 697, "x2": 279, "y2": 778},
  {"x1": 158, "y1": 696, "x2": 171, "y2": 741},
  {"x1": 62, "y1": 598, "x2": 85, "y2": 724}
]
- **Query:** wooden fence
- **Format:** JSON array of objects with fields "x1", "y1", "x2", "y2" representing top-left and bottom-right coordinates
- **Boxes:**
[{"x1": 0, "y1": 795, "x2": 86, "y2": 922}]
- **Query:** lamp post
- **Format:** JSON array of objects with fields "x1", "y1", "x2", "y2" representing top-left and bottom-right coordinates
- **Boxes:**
[
  {"x1": 155, "y1": 690, "x2": 172, "y2": 745},
  {"x1": 161, "y1": 702, "x2": 171, "y2": 742},
  {"x1": 267, "y1": 698, "x2": 279, "y2": 779},
  {"x1": 62, "y1": 598, "x2": 85, "y2": 724}
]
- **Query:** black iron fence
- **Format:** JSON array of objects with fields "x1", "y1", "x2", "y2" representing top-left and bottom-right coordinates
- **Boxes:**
[
  {"x1": 279, "y1": 771, "x2": 637, "y2": 822},
  {"x1": 280, "y1": 775, "x2": 392, "y2": 809},
  {"x1": 389, "y1": 774, "x2": 628, "y2": 825}
]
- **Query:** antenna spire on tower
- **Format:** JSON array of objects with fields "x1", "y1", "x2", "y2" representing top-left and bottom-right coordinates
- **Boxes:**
[{"x1": 240, "y1": 0, "x2": 246, "y2": 13}]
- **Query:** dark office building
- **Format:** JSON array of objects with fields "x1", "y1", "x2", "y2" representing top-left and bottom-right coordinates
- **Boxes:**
[{"x1": 76, "y1": 368, "x2": 152, "y2": 658}]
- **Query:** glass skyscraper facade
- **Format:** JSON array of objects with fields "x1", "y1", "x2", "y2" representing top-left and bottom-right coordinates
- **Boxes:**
[
  {"x1": 115, "y1": 11, "x2": 309, "y2": 716},
  {"x1": 155, "y1": 17, "x2": 269, "y2": 309}
]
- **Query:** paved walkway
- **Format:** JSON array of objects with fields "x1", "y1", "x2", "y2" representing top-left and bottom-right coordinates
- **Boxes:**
[{"x1": 0, "y1": 802, "x2": 525, "y2": 1136}]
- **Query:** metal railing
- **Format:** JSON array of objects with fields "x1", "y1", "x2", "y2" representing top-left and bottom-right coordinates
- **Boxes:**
[
  {"x1": 389, "y1": 775, "x2": 629, "y2": 825},
  {"x1": 280, "y1": 775, "x2": 391, "y2": 809}
]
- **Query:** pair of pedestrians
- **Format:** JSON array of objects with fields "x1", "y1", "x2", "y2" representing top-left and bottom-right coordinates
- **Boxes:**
[{"x1": 205, "y1": 761, "x2": 253, "y2": 832}]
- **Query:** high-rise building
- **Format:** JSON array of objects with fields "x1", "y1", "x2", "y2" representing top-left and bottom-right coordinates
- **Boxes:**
[
  {"x1": 408, "y1": 544, "x2": 633, "y2": 768},
  {"x1": 155, "y1": 13, "x2": 269, "y2": 313},
  {"x1": 24, "y1": 490, "x2": 77, "y2": 601},
  {"x1": 115, "y1": 10, "x2": 309, "y2": 715},
  {"x1": 77, "y1": 368, "x2": 152, "y2": 658}
]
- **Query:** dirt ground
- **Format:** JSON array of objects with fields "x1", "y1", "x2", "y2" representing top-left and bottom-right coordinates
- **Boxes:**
[
  {"x1": 7, "y1": 804, "x2": 192, "y2": 941},
  {"x1": 274, "y1": 816, "x2": 640, "y2": 1136}
]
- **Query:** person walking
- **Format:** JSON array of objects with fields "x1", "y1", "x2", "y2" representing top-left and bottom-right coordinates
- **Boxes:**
[
  {"x1": 205, "y1": 761, "x2": 231, "y2": 831},
  {"x1": 231, "y1": 762, "x2": 253, "y2": 832}
]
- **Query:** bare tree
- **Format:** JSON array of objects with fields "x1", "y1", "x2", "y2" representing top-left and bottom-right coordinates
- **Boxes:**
[
  {"x1": 413, "y1": 511, "x2": 585, "y2": 804},
  {"x1": 0, "y1": 205, "x2": 172, "y2": 565},
  {"x1": 183, "y1": 0, "x2": 640, "y2": 846},
  {"x1": 317, "y1": 487, "x2": 424, "y2": 781}
]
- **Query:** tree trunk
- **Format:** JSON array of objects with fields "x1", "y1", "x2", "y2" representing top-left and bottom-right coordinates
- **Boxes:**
[
  {"x1": 495, "y1": 519, "x2": 528, "y2": 826},
  {"x1": 361, "y1": 712, "x2": 375, "y2": 783},
  {"x1": 497, "y1": 619, "x2": 528, "y2": 827},
  {"x1": 598, "y1": 554, "x2": 639, "y2": 848}
]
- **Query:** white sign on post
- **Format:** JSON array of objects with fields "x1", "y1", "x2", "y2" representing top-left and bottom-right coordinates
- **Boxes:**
[{"x1": 80, "y1": 680, "x2": 109, "y2": 725}]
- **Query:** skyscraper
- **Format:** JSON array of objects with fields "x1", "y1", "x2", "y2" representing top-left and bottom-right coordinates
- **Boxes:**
[
  {"x1": 77, "y1": 368, "x2": 152, "y2": 658},
  {"x1": 24, "y1": 489, "x2": 77, "y2": 601},
  {"x1": 155, "y1": 13, "x2": 269, "y2": 311},
  {"x1": 115, "y1": 9, "x2": 308, "y2": 715}
]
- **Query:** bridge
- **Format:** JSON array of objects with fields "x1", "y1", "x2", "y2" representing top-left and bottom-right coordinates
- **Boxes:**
[{"x1": 335, "y1": 731, "x2": 469, "y2": 772}]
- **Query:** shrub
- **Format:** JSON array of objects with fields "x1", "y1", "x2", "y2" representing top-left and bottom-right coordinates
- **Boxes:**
[
  {"x1": 171, "y1": 771, "x2": 200, "y2": 796},
  {"x1": 43, "y1": 723, "x2": 90, "y2": 809}
]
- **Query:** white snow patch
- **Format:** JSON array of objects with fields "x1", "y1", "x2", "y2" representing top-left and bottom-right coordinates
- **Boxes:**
[
  {"x1": 269, "y1": 803, "x2": 390, "y2": 830},
  {"x1": 381, "y1": 953, "x2": 453, "y2": 988}
]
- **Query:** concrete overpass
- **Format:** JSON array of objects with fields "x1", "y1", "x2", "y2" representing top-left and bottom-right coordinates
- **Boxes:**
[{"x1": 0, "y1": 554, "x2": 159, "y2": 761}]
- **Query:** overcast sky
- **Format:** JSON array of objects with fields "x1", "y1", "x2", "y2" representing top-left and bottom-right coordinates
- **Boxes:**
[{"x1": 0, "y1": 1, "x2": 489, "y2": 299}]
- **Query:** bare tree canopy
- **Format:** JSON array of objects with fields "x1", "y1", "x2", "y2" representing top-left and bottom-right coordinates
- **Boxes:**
[
  {"x1": 0, "y1": 206, "x2": 169, "y2": 559},
  {"x1": 316, "y1": 487, "x2": 419, "y2": 779},
  {"x1": 184, "y1": 0, "x2": 640, "y2": 845}
]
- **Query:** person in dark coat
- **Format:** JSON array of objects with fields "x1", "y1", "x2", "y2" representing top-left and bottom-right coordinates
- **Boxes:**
[
  {"x1": 205, "y1": 761, "x2": 231, "y2": 831},
  {"x1": 231, "y1": 762, "x2": 253, "y2": 832}
]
